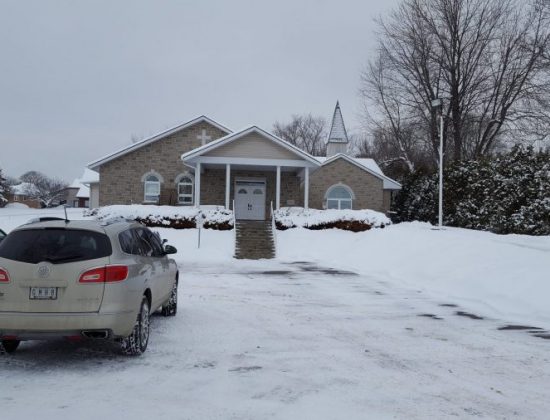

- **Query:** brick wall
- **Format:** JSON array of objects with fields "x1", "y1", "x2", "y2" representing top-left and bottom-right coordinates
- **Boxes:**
[
  {"x1": 98, "y1": 122, "x2": 227, "y2": 206},
  {"x1": 308, "y1": 158, "x2": 385, "y2": 212}
]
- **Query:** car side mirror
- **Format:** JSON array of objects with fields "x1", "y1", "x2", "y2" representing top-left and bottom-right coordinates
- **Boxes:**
[{"x1": 164, "y1": 244, "x2": 177, "y2": 255}]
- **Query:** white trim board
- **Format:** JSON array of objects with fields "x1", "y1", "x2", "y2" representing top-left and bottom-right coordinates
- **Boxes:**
[{"x1": 189, "y1": 156, "x2": 318, "y2": 168}]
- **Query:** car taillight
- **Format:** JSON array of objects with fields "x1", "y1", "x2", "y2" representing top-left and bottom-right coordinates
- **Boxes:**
[
  {"x1": 0, "y1": 268, "x2": 10, "y2": 283},
  {"x1": 79, "y1": 266, "x2": 128, "y2": 283},
  {"x1": 105, "y1": 265, "x2": 128, "y2": 282}
]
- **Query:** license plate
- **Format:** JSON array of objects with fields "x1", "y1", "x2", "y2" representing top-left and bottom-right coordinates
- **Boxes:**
[{"x1": 29, "y1": 287, "x2": 58, "y2": 300}]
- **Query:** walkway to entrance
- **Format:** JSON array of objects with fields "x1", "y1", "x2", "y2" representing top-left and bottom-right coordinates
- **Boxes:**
[{"x1": 234, "y1": 220, "x2": 275, "y2": 259}]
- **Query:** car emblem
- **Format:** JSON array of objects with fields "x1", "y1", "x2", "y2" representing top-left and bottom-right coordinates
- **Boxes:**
[{"x1": 37, "y1": 264, "x2": 51, "y2": 279}]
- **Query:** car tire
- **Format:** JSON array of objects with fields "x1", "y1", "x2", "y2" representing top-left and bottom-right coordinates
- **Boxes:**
[
  {"x1": 120, "y1": 296, "x2": 150, "y2": 356},
  {"x1": 161, "y1": 280, "x2": 178, "y2": 317},
  {"x1": 0, "y1": 339, "x2": 20, "y2": 354}
]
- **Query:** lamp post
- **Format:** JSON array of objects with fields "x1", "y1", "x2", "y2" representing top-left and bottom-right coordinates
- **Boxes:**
[{"x1": 431, "y1": 98, "x2": 444, "y2": 229}]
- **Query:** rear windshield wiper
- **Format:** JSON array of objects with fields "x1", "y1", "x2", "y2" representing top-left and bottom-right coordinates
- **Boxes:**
[{"x1": 43, "y1": 255, "x2": 85, "y2": 263}]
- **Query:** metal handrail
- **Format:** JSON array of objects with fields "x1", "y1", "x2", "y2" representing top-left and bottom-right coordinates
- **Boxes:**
[
  {"x1": 270, "y1": 201, "x2": 277, "y2": 257},
  {"x1": 232, "y1": 199, "x2": 236, "y2": 255}
]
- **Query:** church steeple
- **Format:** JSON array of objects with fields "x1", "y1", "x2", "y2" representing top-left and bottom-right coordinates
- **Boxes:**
[{"x1": 326, "y1": 101, "x2": 349, "y2": 157}]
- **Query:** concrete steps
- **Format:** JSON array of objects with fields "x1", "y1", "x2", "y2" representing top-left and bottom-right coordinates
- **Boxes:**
[{"x1": 235, "y1": 220, "x2": 276, "y2": 260}]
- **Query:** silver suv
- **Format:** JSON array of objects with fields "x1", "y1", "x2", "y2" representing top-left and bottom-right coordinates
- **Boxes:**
[{"x1": 0, "y1": 218, "x2": 179, "y2": 355}]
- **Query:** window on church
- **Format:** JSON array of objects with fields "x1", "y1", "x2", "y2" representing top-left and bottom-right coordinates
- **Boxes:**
[
  {"x1": 144, "y1": 174, "x2": 161, "y2": 203},
  {"x1": 326, "y1": 185, "x2": 353, "y2": 210},
  {"x1": 177, "y1": 176, "x2": 194, "y2": 205}
]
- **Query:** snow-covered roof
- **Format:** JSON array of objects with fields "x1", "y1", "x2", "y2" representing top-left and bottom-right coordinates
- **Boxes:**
[
  {"x1": 80, "y1": 168, "x2": 99, "y2": 184},
  {"x1": 76, "y1": 184, "x2": 90, "y2": 199},
  {"x1": 69, "y1": 174, "x2": 91, "y2": 198},
  {"x1": 68, "y1": 178, "x2": 82, "y2": 189},
  {"x1": 315, "y1": 154, "x2": 401, "y2": 190},
  {"x1": 327, "y1": 101, "x2": 349, "y2": 144},
  {"x1": 10, "y1": 182, "x2": 37, "y2": 196},
  {"x1": 181, "y1": 126, "x2": 321, "y2": 166},
  {"x1": 88, "y1": 115, "x2": 232, "y2": 170}
]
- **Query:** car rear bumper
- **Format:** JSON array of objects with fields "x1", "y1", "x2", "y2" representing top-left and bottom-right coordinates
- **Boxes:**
[{"x1": 0, "y1": 310, "x2": 137, "y2": 339}]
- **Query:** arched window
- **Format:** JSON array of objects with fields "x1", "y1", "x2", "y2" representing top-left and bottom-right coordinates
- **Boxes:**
[
  {"x1": 143, "y1": 173, "x2": 161, "y2": 203},
  {"x1": 326, "y1": 185, "x2": 354, "y2": 210},
  {"x1": 176, "y1": 174, "x2": 194, "y2": 205}
]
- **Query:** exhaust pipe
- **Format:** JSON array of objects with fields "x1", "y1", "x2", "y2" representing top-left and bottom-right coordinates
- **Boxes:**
[{"x1": 81, "y1": 330, "x2": 109, "y2": 339}]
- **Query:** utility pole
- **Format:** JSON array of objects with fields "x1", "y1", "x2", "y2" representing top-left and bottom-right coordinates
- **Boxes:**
[{"x1": 431, "y1": 98, "x2": 444, "y2": 229}]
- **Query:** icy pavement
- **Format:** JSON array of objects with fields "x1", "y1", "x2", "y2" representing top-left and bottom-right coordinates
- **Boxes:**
[{"x1": 1, "y1": 259, "x2": 549, "y2": 419}]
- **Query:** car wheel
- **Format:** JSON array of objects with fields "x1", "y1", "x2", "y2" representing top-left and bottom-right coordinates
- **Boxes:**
[
  {"x1": 0, "y1": 339, "x2": 20, "y2": 354},
  {"x1": 120, "y1": 296, "x2": 150, "y2": 356},
  {"x1": 161, "y1": 281, "x2": 178, "y2": 317}
]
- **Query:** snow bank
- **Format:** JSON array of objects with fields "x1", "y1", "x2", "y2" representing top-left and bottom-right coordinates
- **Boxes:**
[
  {"x1": 90, "y1": 205, "x2": 233, "y2": 229},
  {"x1": 4, "y1": 202, "x2": 29, "y2": 209},
  {"x1": 0, "y1": 207, "x2": 90, "y2": 233},
  {"x1": 151, "y1": 227, "x2": 234, "y2": 262},
  {"x1": 277, "y1": 222, "x2": 550, "y2": 325},
  {"x1": 275, "y1": 207, "x2": 391, "y2": 230}
]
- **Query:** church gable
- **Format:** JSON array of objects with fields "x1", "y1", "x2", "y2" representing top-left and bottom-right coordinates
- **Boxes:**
[
  {"x1": 181, "y1": 126, "x2": 320, "y2": 165},
  {"x1": 204, "y1": 132, "x2": 301, "y2": 160},
  {"x1": 88, "y1": 116, "x2": 230, "y2": 170}
]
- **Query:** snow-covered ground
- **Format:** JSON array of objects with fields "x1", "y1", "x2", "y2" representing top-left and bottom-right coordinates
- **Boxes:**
[{"x1": 1, "y1": 207, "x2": 550, "y2": 418}]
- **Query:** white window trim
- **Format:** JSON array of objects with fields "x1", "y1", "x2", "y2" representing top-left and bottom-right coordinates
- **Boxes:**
[
  {"x1": 324, "y1": 183, "x2": 355, "y2": 210},
  {"x1": 142, "y1": 170, "x2": 163, "y2": 203},
  {"x1": 175, "y1": 173, "x2": 194, "y2": 205}
]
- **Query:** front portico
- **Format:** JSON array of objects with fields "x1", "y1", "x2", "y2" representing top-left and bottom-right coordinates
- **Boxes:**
[{"x1": 181, "y1": 126, "x2": 319, "y2": 220}]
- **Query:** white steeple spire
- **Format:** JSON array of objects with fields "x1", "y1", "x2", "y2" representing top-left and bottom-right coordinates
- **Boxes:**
[{"x1": 326, "y1": 101, "x2": 349, "y2": 156}]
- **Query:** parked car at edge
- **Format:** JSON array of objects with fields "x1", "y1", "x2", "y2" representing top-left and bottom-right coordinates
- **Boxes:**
[{"x1": 0, "y1": 218, "x2": 179, "y2": 355}]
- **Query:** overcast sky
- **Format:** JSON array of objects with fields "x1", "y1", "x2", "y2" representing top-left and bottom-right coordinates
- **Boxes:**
[{"x1": 0, "y1": 0, "x2": 399, "y2": 182}]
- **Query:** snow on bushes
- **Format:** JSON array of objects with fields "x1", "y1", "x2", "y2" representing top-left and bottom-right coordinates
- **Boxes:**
[
  {"x1": 88, "y1": 205, "x2": 234, "y2": 230},
  {"x1": 87, "y1": 205, "x2": 391, "y2": 232},
  {"x1": 274, "y1": 207, "x2": 391, "y2": 232},
  {"x1": 0, "y1": 169, "x2": 8, "y2": 208},
  {"x1": 394, "y1": 145, "x2": 550, "y2": 235}
]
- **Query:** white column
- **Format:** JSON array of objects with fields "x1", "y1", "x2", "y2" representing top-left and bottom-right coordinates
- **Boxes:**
[
  {"x1": 194, "y1": 162, "x2": 201, "y2": 207},
  {"x1": 225, "y1": 164, "x2": 231, "y2": 209},
  {"x1": 304, "y1": 166, "x2": 309, "y2": 210},
  {"x1": 276, "y1": 165, "x2": 281, "y2": 210}
]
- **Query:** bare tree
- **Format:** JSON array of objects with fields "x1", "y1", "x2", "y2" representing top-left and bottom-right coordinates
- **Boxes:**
[
  {"x1": 361, "y1": 0, "x2": 550, "y2": 167},
  {"x1": 20, "y1": 171, "x2": 68, "y2": 208},
  {"x1": 273, "y1": 114, "x2": 327, "y2": 156}
]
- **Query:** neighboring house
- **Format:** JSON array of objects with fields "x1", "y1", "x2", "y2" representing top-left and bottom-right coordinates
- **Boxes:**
[
  {"x1": 6, "y1": 183, "x2": 41, "y2": 208},
  {"x1": 88, "y1": 103, "x2": 401, "y2": 220},
  {"x1": 80, "y1": 168, "x2": 100, "y2": 208},
  {"x1": 59, "y1": 179, "x2": 82, "y2": 207},
  {"x1": 63, "y1": 168, "x2": 101, "y2": 209}
]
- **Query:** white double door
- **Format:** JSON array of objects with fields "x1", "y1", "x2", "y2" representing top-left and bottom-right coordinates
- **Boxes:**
[{"x1": 235, "y1": 180, "x2": 266, "y2": 220}]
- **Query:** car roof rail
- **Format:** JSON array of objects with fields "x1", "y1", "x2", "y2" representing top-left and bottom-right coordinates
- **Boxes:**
[
  {"x1": 99, "y1": 217, "x2": 136, "y2": 227},
  {"x1": 26, "y1": 217, "x2": 67, "y2": 224}
]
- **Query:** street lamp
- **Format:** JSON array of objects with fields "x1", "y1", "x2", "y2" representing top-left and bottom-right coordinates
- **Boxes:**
[{"x1": 431, "y1": 98, "x2": 444, "y2": 229}]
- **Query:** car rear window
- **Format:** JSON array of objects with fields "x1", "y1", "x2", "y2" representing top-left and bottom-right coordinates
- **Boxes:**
[{"x1": 0, "y1": 228, "x2": 112, "y2": 264}]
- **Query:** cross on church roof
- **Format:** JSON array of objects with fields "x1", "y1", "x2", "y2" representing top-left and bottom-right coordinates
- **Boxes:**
[
  {"x1": 197, "y1": 129, "x2": 211, "y2": 146},
  {"x1": 327, "y1": 101, "x2": 349, "y2": 144}
]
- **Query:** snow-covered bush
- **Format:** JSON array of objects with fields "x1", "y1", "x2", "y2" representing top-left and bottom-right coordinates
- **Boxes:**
[
  {"x1": 274, "y1": 207, "x2": 391, "y2": 231},
  {"x1": 394, "y1": 146, "x2": 550, "y2": 235},
  {"x1": 0, "y1": 170, "x2": 8, "y2": 208},
  {"x1": 90, "y1": 205, "x2": 234, "y2": 230}
]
